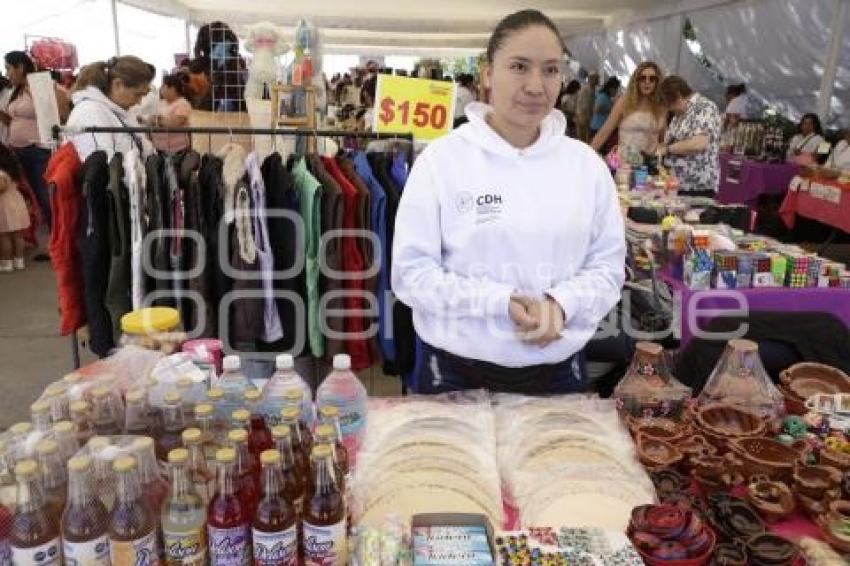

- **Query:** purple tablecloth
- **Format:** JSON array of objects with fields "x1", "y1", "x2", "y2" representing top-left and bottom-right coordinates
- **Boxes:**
[
  {"x1": 717, "y1": 154, "x2": 799, "y2": 205},
  {"x1": 659, "y1": 271, "x2": 850, "y2": 348}
]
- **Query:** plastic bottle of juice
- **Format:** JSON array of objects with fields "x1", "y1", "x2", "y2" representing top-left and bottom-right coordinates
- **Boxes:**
[
  {"x1": 132, "y1": 437, "x2": 168, "y2": 559},
  {"x1": 193, "y1": 403, "x2": 222, "y2": 462},
  {"x1": 314, "y1": 424, "x2": 347, "y2": 490},
  {"x1": 316, "y1": 354, "x2": 368, "y2": 465},
  {"x1": 157, "y1": 391, "x2": 187, "y2": 462},
  {"x1": 227, "y1": 429, "x2": 259, "y2": 518},
  {"x1": 218, "y1": 356, "x2": 254, "y2": 418},
  {"x1": 61, "y1": 455, "x2": 111, "y2": 565},
  {"x1": 263, "y1": 354, "x2": 311, "y2": 427},
  {"x1": 302, "y1": 445, "x2": 347, "y2": 566},
  {"x1": 253, "y1": 450, "x2": 299, "y2": 565},
  {"x1": 270, "y1": 426, "x2": 305, "y2": 512},
  {"x1": 244, "y1": 389, "x2": 273, "y2": 457},
  {"x1": 162, "y1": 449, "x2": 207, "y2": 565},
  {"x1": 206, "y1": 388, "x2": 228, "y2": 429},
  {"x1": 283, "y1": 388, "x2": 314, "y2": 447},
  {"x1": 316, "y1": 406, "x2": 348, "y2": 476},
  {"x1": 35, "y1": 439, "x2": 67, "y2": 517},
  {"x1": 279, "y1": 408, "x2": 309, "y2": 483},
  {"x1": 207, "y1": 448, "x2": 251, "y2": 566},
  {"x1": 181, "y1": 428, "x2": 214, "y2": 505},
  {"x1": 10, "y1": 459, "x2": 62, "y2": 565},
  {"x1": 108, "y1": 457, "x2": 160, "y2": 565}
]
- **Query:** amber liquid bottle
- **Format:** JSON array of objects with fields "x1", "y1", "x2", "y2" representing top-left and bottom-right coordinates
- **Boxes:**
[
  {"x1": 227, "y1": 429, "x2": 259, "y2": 518},
  {"x1": 303, "y1": 445, "x2": 347, "y2": 566},
  {"x1": 284, "y1": 388, "x2": 314, "y2": 448},
  {"x1": 207, "y1": 448, "x2": 251, "y2": 566},
  {"x1": 61, "y1": 455, "x2": 111, "y2": 565},
  {"x1": 35, "y1": 439, "x2": 68, "y2": 518},
  {"x1": 182, "y1": 428, "x2": 214, "y2": 505},
  {"x1": 10, "y1": 459, "x2": 62, "y2": 565},
  {"x1": 108, "y1": 456, "x2": 160, "y2": 565},
  {"x1": 270, "y1": 426, "x2": 305, "y2": 511},
  {"x1": 69, "y1": 400, "x2": 94, "y2": 446},
  {"x1": 161, "y1": 449, "x2": 207, "y2": 566},
  {"x1": 124, "y1": 389, "x2": 154, "y2": 435},
  {"x1": 253, "y1": 450, "x2": 299, "y2": 565},
  {"x1": 279, "y1": 408, "x2": 309, "y2": 484},
  {"x1": 90, "y1": 386, "x2": 123, "y2": 436},
  {"x1": 244, "y1": 389, "x2": 273, "y2": 458},
  {"x1": 314, "y1": 424, "x2": 348, "y2": 490},
  {"x1": 158, "y1": 391, "x2": 187, "y2": 462}
]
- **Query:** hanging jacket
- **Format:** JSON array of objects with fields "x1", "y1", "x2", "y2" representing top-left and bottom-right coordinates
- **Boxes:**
[
  {"x1": 77, "y1": 151, "x2": 114, "y2": 356},
  {"x1": 180, "y1": 150, "x2": 211, "y2": 337},
  {"x1": 104, "y1": 153, "x2": 133, "y2": 340},
  {"x1": 144, "y1": 153, "x2": 170, "y2": 302},
  {"x1": 123, "y1": 147, "x2": 146, "y2": 309},
  {"x1": 199, "y1": 154, "x2": 227, "y2": 335}
]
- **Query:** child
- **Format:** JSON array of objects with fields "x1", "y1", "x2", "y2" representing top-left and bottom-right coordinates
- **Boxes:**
[
  {"x1": 143, "y1": 72, "x2": 192, "y2": 153},
  {"x1": 0, "y1": 144, "x2": 31, "y2": 271}
]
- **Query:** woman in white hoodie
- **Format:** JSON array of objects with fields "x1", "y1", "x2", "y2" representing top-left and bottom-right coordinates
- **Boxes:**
[
  {"x1": 66, "y1": 56, "x2": 155, "y2": 160},
  {"x1": 392, "y1": 10, "x2": 625, "y2": 395}
]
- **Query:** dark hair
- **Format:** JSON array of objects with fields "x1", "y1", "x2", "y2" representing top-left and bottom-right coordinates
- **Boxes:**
[
  {"x1": 486, "y1": 9, "x2": 566, "y2": 63},
  {"x1": 726, "y1": 83, "x2": 746, "y2": 98},
  {"x1": 799, "y1": 112, "x2": 823, "y2": 135},
  {"x1": 457, "y1": 74, "x2": 475, "y2": 89},
  {"x1": 658, "y1": 75, "x2": 694, "y2": 105},
  {"x1": 4, "y1": 51, "x2": 36, "y2": 102},
  {"x1": 0, "y1": 143, "x2": 22, "y2": 180},
  {"x1": 74, "y1": 55, "x2": 155, "y2": 94},
  {"x1": 601, "y1": 77, "x2": 621, "y2": 97},
  {"x1": 360, "y1": 75, "x2": 377, "y2": 106},
  {"x1": 162, "y1": 72, "x2": 190, "y2": 98},
  {"x1": 565, "y1": 80, "x2": 581, "y2": 95}
]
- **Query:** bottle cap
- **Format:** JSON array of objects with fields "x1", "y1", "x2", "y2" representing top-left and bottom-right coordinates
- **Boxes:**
[
  {"x1": 207, "y1": 388, "x2": 224, "y2": 401},
  {"x1": 52, "y1": 421, "x2": 75, "y2": 434},
  {"x1": 44, "y1": 382, "x2": 68, "y2": 396},
  {"x1": 132, "y1": 436, "x2": 154, "y2": 451},
  {"x1": 223, "y1": 355, "x2": 241, "y2": 371},
  {"x1": 125, "y1": 389, "x2": 146, "y2": 403},
  {"x1": 216, "y1": 448, "x2": 236, "y2": 463},
  {"x1": 182, "y1": 428, "x2": 202, "y2": 444},
  {"x1": 63, "y1": 372, "x2": 81, "y2": 384},
  {"x1": 319, "y1": 405, "x2": 340, "y2": 419},
  {"x1": 70, "y1": 400, "x2": 90, "y2": 414},
  {"x1": 276, "y1": 354, "x2": 295, "y2": 370},
  {"x1": 177, "y1": 376, "x2": 193, "y2": 388},
  {"x1": 91, "y1": 386, "x2": 110, "y2": 398},
  {"x1": 30, "y1": 400, "x2": 51, "y2": 415},
  {"x1": 68, "y1": 456, "x2": 92, "y2": 472},
  {"x1": 333, "y1": 353, "x2": 351, "y2": 371},
  {"x1": 271, "y1": 425, "x2": 290, "y2": 439},
  {"x1": 315, "y1": 424, "x2": 335, "y2": 441},
  {"x1": 168, "y1": 448, "x2": 189, "y2": 464},
  {"x1": 311, "y1": 444, "x2": 332, "y2": 459},
  {"x1": 228, "y1": 429, "x2": 248, "y2": 443},
  {"x1": 36, "y1": 439, "x2": 59, "y2": 455},
  {"x1": 194, "y1": 403, "x2": 214, "y2": 417},
  {"x1": 87, "y1": 437, "x2": 111, "y2": 451},
  {"x1": 243, "y1": 390, "x2": 261, "y2": 402},
  {"x1": 283, "y1": 388, "x2": 302, "y2": 402},
  {"x1": 260, "y1": 450, "x2": 281, "y2": 465},
  {"x1": 232, "y1": 409, "x2": 250, "y2": 423},
  {"x1": 14, "y1": 460, "x2": 38, "y2": 477},
  {"x1": 164, "y1": 390, "x2": 181, "y2": 404},
  {"x1": 113, "y1": 456, "x2": 137, "y2": 473},
  {"x1": 280, "y1": 407, "x2": 299, "y2": 421},
  {"x1": 120, "y1": 306, "x2": 180, "y2": 334},
  {"x1": 9, "y1": 422, "x2": 33, "y2": 435}
]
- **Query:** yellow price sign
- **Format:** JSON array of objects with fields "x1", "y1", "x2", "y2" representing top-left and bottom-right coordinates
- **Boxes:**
[{"x1": 373, "y1": 75, "x2": 456, "y2": 141}]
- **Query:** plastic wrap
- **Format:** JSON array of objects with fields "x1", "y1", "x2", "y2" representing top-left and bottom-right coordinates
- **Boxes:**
[
  {"x1": 613, "y1": 342, "x2": 691, "y2": 419},
  {"x1": 352, "y1": 391, "x2": 503, "y2": 529},
  {"x1": 494, "y1": 394, "x2": 655, "y2": 531}
]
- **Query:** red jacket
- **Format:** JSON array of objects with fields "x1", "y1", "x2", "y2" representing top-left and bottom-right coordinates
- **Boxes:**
[{"x1": 44, "y1": 143, "x2": 84, "y2": 335}]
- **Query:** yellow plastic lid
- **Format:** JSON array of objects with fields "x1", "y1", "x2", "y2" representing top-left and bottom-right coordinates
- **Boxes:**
[
  {"x1": 125, "y1": 389, "x2": 146, "y2": 403},
  {"x1": 63, "y1": 372, "x2": 81, "y2": 384},
  {"x1": 36, "y1": 439, "x2": 59, "y2": 455},
  {"x1": 244, "y1": 390, "x2": 261, "y2": 402},
  {"x1": 30, "y1": 400, "x2": 51, "y2": 415},
  {"x1": 164, "y1": 390, "x2": 181, "y2": 404},
  {"x1": 15, "y1": 460, "x2": 38, "y2": 477},
  {"x1": 91, "y1": 386, "x2": 110, "y2": 398},
  {"x1": 9, "y1": 422, "x2": 32, "y2": 435},
  {"x1": 68, "y1": 456, "x2": 92, "y2": 472},
  {"x1": 182, "y1": 428, "x2": 202, "y2": 444},
  {"x1": 168, "y1": 448, "x2": 189, "y2": 464},
  {"x1": 283, "y1": 388, "x2": 302, "y2": 401},
  {"x1": 260, "y1": 450, "x2": 280, "y2": 465},
  {"x1": 207, "y1": 388, "x2": 224, "y2": 400},
  {"x1": 216, "y1": 448, "x2": 236, "y2": 463},
  {"x1": 232, "y1": 409, "x2": 250, "y2": 423},
  {"x1": 70, "y1": 400, "x2": 90, "y2": 414},
  {"x1": 194, "y1": 403, "x2": 213, "y2": 417},
  {"x1": 133, "y1": 437, "x2": 154, "y2": 451},
  {"x1": 315, "y1": 424, "x2": 335, "y2": 440},
  {"x1": 52, "y1": 421, "x2": 75, "y2": 434},
  {"x1": 311, "y1": 444, "x2": 332, "y2": 459},
  {"x1": 280, "y1": 407, "x2": 299, "y2": 421},
  {"x1": 228, "y1": 429, "x2": 248, "y2": 443},
  {"x1": 113, "y1": 456, "x2": 137, "y2": 473},
  {"x1": 319, "y1": 405, "x2": 339, "y2": 418},
  {"x1": 120, "y1": 307, "x2": 181, "y2": 335},
  {"x1": 271, "y1": 425, "x2": 290, "y2": 439}
]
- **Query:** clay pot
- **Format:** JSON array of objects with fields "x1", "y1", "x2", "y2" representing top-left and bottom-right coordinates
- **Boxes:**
[
  {"x1": 793, "y1": 464, "x2": 842, "y2": 500},
  {"x1": 817, "y1": 502, "x2": 850, "y2": 554},
  {"x1": 627, "y1": 415, "x2": 689, "y2": 443},
  {"x1": 677, "y1": 434, "x2": 717, "y2": 460},
  {"x1": 825, "y1": 500, "x2": 850, "y2": 530},
  {"x1": 779, "y1": 362, "x2": 850, "y2": 401},
  {"x1": 651, "y1": 469, "x2": 691, "y2": 501},
  {"x1": 820, "y1": 447, "x2": 850, "y2": 471},
  {"x1": 728, "y1": 438, "x2": 801, "y2": 482},
  {"x1": 744, "y1": 533, "x2": 798, "y2": 565},
  {"x1": 638, "y1": 435, "x2": 684, "y2": 470},
  {"x1": 745, "y1": 477, "x2": 795, "y2": 523},
  {"x1": 797, "y1": 489, "x2": 841, "y2": 521},
  {"x1": 694, "y1": 404, "x2": 767, "y2": 450}
]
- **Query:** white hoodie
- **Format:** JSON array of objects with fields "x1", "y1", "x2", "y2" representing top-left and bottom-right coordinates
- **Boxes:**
[
  {"x1": 391, "y1": 102, "x2": 625, "y2": 367},
  {"x1": 66, "y1": 86, "x2": 153, "y2": 161}
]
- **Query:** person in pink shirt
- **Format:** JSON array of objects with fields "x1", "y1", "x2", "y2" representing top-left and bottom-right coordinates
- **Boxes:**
[{"x1": 143, "y1": 72, "x2": 192, "y2": 153}]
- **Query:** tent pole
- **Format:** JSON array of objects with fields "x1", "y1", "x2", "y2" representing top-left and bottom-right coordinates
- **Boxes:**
[
  {"x1": 817, "y1": 0, "x2": 848, "y2": 121},
  {"x1": 673, "y1": 13, "x2": 685, "y2": 75},
  {"x1": 185, "y1": 19, "x2": 192, "y2": 56},
  {"x1": 110, "y1": 0, "x2": 121, "y2": 56}
]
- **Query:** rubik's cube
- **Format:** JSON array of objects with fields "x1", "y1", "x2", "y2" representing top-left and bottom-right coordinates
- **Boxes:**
[{"x1": 785, "y1": 254, "x2": 811, "y2": 288}]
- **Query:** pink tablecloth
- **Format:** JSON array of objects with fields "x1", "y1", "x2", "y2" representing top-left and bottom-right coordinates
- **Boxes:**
[
  {"x1": 780, "y1": 176, "x2": 850, "y2": 233},
  {"x1": 659, "y1": 271, "x2": 850, "y2": 349},
  {"x1": 718, "y1": 154, "x2": 799, "y2": 205}
]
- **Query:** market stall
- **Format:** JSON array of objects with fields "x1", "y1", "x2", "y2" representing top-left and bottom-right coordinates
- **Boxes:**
[
  {"x1": 717, "y1": 153, "x2": 798, "y2": 206},
  {"x1": 780, "y1": 175, "x2": 850, "y2": 235}
]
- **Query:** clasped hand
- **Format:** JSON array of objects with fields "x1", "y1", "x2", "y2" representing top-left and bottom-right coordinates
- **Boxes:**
[{"x1": 508, "y1": 295, "x2": 565, "y2": 347}]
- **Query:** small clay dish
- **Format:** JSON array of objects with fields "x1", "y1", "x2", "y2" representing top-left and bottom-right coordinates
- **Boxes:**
[
  {"x1": 710, "y1": 542, "x2": 748, "y2": 566},
  {"x1": 677, "y1": 434, "x2": 717, "y2": 461},
  {"x1": 745, "y1": 477, "x2": 795, "y2": 523},
  {"x1": 820, "y1": 447, "x2": 850, "y2": 471},
  {"x1": 779, "y1": 362, "x2": 850, "y2": 400},
  {"x1": 793, "y1": 464, "x2": 842, "y2": 500},
  {"x1": 745, "y1": 533, "x2": 798, "y2": 565},
  {"x1": 638, "y1": 435, "x2": 684, "y2": 470},
  {"x1": 817, "y1": 502, "x2": 850, "y2": 554},
  {"x1": 728, "y1": 438, "x2": 800, "y2": 482},
  {"x1": 628, "y1": 416, "x2": 689, "y2": 444},
  {"x1": 695, "y1": 404, "x2": 767, "y2": 449},
  {"x1": 651, "y1": 469, "x2": 691, "y2": 501},
  {"x1": 797, "y1": 491, "x2": 831, "y2": 520}
]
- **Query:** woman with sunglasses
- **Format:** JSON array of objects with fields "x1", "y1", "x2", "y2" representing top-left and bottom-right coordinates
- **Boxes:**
[{"x1": 590, "y1": 62, "x2": 666, "y2": 158}]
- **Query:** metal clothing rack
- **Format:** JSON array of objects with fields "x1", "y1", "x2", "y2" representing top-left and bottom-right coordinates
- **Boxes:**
[{"x1": 53, "y1": 124, "x2": 414, "y2": 370}]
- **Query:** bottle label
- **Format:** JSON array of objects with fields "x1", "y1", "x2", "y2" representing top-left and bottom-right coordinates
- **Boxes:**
[
  {"x1": 164, "y1": 527, "x2": 207, "y2": 565},
  {"x1": 62, "y1": 535, "x2": 111, "y2": 565},
  {"x1": 11, "y1": 538, "x2": 62, "y2": 565},
  {"x1": 207, "y1": 525, "x2": 250, "y2": 565},
  {"x1": 109, "y1": 531, "x2": 159, "y2": 566},
  {"x1": 252, "y1": 527, "x2": 298, "y2": 565},
  {"x1": 319, "y1": 397, "x2": 365, "y2": 438},
  {"x1": 303, "y1": 520, "x2": 347, "y2": 566},
  {"x1": 0, "y1": 541, "x2": 10, "y2": 566}
]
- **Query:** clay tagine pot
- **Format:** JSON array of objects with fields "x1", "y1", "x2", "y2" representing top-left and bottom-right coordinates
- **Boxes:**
[
  {"x1": 744, "y1": 533, "x2": 798, "y2": 565},
  {"x1": 793, "y1": 464, "x2": 842, "y2": 500},
  {"x1": 745, "y1": 476, "x2": 795, "y2": 523},
  {"x1": 728, "y1": 437, "x2": 801, "y2": 482}
]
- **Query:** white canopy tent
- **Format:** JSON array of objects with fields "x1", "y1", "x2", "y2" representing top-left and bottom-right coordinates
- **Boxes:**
[{"x1": 3, "y1": 0, "x2": 848, "y2": 125}]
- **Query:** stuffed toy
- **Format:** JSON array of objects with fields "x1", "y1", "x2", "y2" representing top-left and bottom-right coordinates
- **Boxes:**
[{"x1": 242, "y1": 22, "x2": 289, "y2": 100}]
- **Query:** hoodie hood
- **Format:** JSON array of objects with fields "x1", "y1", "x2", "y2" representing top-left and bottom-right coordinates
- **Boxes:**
[
  {"x1": 71, "y1": 86, "x2": 134, "y2": 122},
  {"x1": 458, "y1": 101, "x2": 567, "y2": 158}
]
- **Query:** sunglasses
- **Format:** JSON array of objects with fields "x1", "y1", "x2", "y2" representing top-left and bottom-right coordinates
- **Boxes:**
[{"x1": 639, "y1": 75, "x2": 659, "y2": 83}]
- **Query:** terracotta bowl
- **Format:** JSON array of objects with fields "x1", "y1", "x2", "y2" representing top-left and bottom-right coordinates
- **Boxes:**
[
  {"x1": 630, "y1": 417, "x2": 689, "y2": 444},
  {"x1": 745, "y1": 478, "x2": 795, "y2": 523},
  {"x1": 797, "y1": 489, "x2": 841, "y2": 521},
  {"x1": 638, "y1": 435, "x2": 685, "y2": 470},
  {"x1": 728, "y1": 438, "x2": 801, "y2": 482},
  {"x1": 779, "y1": 362, "x2": 850, "y2": 400},
  {"x1": 820, "y1": 448, "x2": 850, "y2": 472},
  {"x1": 745, "y1": 533, "x2": 798, "y2": 565},
  {"x1": 694, "y1": 404, "x2": 767, "y2": 449},
  {"x1": 677, "y1": 434, "x2": 717, "y2": 459},
  {"x1": 651, "y1": 469, "x2": 691, "y2": 501},
  {"x1": 793, "y1": 465, "x2": 842, "y2": 500},
  {"x1": 817, "y1": 502, "x2": 850, "y2": 554}
]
